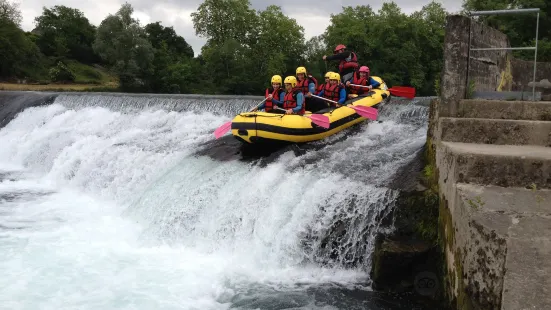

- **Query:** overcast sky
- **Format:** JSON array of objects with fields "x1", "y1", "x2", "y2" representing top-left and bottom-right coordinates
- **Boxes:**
[{"x1": 19, "y1": 0, "x2": 463, "y2": 56}]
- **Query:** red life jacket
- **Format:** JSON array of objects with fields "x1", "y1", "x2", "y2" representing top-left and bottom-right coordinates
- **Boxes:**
[
  {"x1": 339, "y1": 52, "x2": 359, "y2": 73},
  {"x1": 323, "y1": 83, "x2": 343, "y2": 106},
  {"x1": 264, "y1": 87, "x2": 282, "y2": 112},
  {"x1": 283, "y1": 89, "x2": 305, "y2": 115},
  {"x1": 296, "y1": 76, "x2": 318, "y2": 94},
  {"x1": 348, "y1": 71, "x2": 367, "y2": 95},
  {"x1": 316, "y1": 83, "x2": 325, "y2": 94}
]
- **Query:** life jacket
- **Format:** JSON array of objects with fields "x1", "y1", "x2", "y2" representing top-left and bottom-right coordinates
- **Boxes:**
[
  {"x1": 338, "y1": 52, "x2": 359, "y2": 73},
  {"x1": 348, "y1": 71, "x2": 367, "y2": 95},
  {"x1": 283, "y1": 89, "x2": 305, "y2": 115},
  {"x1": 316, "y1": 83, "x2": 325, "y2": 94},
  {"x1": 264, "y1": 87, "x2": 282, "y2": 112},
  {"x1": 296, "y1": 75, "x2": 318, "y2": 95},
  {"x1": 323, "y1": 83, "x2": 344, "y2": 106}
]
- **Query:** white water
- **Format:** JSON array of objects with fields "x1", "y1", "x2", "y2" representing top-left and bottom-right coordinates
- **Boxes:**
[{"x1": 0, "y1": 99, "x2": 428, "y2": 309}]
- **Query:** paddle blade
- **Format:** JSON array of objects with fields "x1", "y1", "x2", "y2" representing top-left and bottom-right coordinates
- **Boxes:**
[
  {"x1": 388, "y1": 86, "x2": 415, "y2": 99},
  {"x1": 214, "y1": 121, "x2": 232, "y2": 139},
  {"x1": 306, "y1": 114, "x2": 330, "y2": 129},
  {"x1": 351, "y1": 105, "x2": 378, "y2": 120}
]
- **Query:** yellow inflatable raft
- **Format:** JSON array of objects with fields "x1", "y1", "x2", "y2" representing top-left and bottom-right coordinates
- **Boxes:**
[{"x1": 231, "y1": 76, "x2": 390, "y2": 144}]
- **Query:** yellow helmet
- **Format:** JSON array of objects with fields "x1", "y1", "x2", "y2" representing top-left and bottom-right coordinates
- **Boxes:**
[
  {"x1": 284, "y1": 76, "x2": 297, "y2": 87},
  {"x1": 271, "y1": 75, "x2": 282, "y2": 84},
  {"x1": 324, "y1": 71, "x2": 334, "y2": 78},
  {"x1": 296, "y1": 67, "x2": 307, "y2": 75},
  {"x1": 329, "y1": 72, "x2": 340, "y2": 81}
]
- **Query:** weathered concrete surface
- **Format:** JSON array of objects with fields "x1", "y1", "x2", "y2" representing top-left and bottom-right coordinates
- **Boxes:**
[
  {"x1": 438, "y1": 141, "x2": 551, "y2": 189},
  {"x1": 439, "y1": 117, "x2": 551, "y2": 147},
  {"x1": 440, "y1": 15, "x2": 511, "y2": 118},
  {"x1": 436, "y1": 141, "x2": 551, "y2": 309},
  {"x1": 502, "y1": 219, "x2": 551, "y2": 310},
  {"x1": 455, "y1": 183, "x2": 551, "y2": 310},
  {"x1": 457, "y1": 99, "x2": 551, "y2": 121},
  {"x1": 511, "y1": 58, "x2": 551, "y2": 93},
  {"x1": 436, "y1": 11, "x2": 551, "y2": 310}
]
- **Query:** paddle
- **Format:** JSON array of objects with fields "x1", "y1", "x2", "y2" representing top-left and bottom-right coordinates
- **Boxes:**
[
  {"x1": 349, "y1": 83, "x2": 416, "y2": 99},
  {"x1": 274, "y1": 107, "x2": 330, "y2": 129},
  {"x1": 213, "y1": 97, "x2": 268, "y2": 139},
  {"x1": 311, "y1": 94, "x2": 378, "y2": 120}
]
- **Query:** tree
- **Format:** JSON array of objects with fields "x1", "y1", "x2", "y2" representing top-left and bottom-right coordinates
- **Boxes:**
[
  {"x1": 0, "y1": 17, "x2": 43, "y2": 79},
  {"x1": 0, "y1": 0, "x2": 21, "y2": 26},
  {"x1": 34, "y1": 5, "x2": 98, "y2": 63},
  {"x1": 303, "y1": 35, "x2": 329, "y2": 80},
  {"x1": 145, "y1": 22, "x2": 194, "y2": 59},
  {"x1": 191, "y1": 0, "x2": 257, "y2": 45},
  {"x1": 246, "y1": 5, "x2": 306, "y2": 90},
  {"x1": 411, "y1": 1, "x2": 447, "y2": 94},
  {"x1": 93, "y1": 3, "x2": 154, "y2": 90},
  {"x1": 322, "y1": 1, "x2": 448, "y2": 95}
]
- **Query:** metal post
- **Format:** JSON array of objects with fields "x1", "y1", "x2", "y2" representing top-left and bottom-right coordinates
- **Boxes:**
[
  {"x1": 532, "y1": 12, "x2": 539, "y2": 101},
  {"x1": 465, "y1": 16, "x2": 472, "y2": 99}
]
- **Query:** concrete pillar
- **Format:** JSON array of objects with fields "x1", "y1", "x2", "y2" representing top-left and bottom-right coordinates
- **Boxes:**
[{"x1": 440, "y1": 15, "x2": 471, "y2": 118}]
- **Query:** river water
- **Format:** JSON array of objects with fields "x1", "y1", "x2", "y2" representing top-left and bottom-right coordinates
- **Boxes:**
[{"x1": 0, "y1": 93, "x2": 432, "y2": 309}]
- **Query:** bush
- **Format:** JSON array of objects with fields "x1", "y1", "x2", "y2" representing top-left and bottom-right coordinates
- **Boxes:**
[{"x1": 49, "y1": 61, "x2": 75, "y2": 83}]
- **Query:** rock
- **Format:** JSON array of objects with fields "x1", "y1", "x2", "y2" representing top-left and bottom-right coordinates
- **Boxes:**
[{"x1": 370, "y1": 235, "x2": 433, "y2": 293}]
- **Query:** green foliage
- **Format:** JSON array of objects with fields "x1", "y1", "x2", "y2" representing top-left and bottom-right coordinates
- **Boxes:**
[
  {"x1": 34, "y1": 5, "x2": 98, "y2": 63},
  {"x1": 5, "y1": 0, "x2": 546, "y2": 96},
  {"x1": 0, "y1": 17, "x2": 43, "y2": 79},
  {"x1": 49, "y1": 61, "x2": 75, "y2": 82},
  {"x1": 65, "y1": 61, "x2": 115, "y2": 85},
  {"x1": 145, "y1": 22, "x2": 194, "y2": 59},
  {"x1": 191, "y1": 0, "x2": 257, "y2": 45},
  {"x1": 323, "y1": 1, "x2": 446, "y2": 95},
  {"x1": 0, "y1": 0, "x2": 22, "y2": 26},
  {"x1": 0, "y1": 0, "x2": 449, "y2": 94},
  {"x1": 93, "y1": 3, "x2": 154, "y2": 91}
]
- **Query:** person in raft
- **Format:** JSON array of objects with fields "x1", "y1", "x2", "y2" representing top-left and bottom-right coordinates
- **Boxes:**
[
  {"x1": 295, "y1": 66, "x2": 324, "y2": 113},
  {"x1": 315, "y1": 71, "x2": 334, "y2": 95},
  {"x1": 253, "y1": 75, "x2": 285, "y2": 112},
  {"x1": 345, "y1": 66, "x2": 381, "y2": 99},
  {"x1": 322, "y1": 44, "x2": 359, "y2": 84},
  {"x1": 279, "y1": 76, "x2": 305, "y2": 115},
  {"x1": 317, "y1": 72, "x2": 347, "y2": 107}
]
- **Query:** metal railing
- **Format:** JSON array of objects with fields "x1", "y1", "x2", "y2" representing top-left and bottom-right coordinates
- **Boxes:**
[{"x1": 466, "y1": 8, "x2": 540, "y2": 101}]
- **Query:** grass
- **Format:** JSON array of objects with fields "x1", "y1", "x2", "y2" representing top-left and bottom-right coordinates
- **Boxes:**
[
  {"x1": 65, "y1": 60, "x2": 118, "y2": 85},
  {"x1": 0, "y1": 60, "x2": 119, "y2": 92},
  {"x1": 0, "y1": 83, "x2": 118, "y2": 92}
]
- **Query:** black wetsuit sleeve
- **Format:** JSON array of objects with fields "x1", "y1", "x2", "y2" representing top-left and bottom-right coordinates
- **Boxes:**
[{"x1": 325, "y1": 51, "x2": 352, "y2": 61}]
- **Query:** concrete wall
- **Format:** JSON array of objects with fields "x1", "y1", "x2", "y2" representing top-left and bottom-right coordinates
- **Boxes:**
[
  {"x1": 511, "y1": 58, "x2": 551, "y2": 97},
  {"x1": 434, "y1": 13, "x2": 551, "y2": 310},
  {"x1": 440, "y1": 15, "x2": 510, "y2": 117},
  {"x1": 440, "y1": 14, "x2": 551, "y2": 116}
]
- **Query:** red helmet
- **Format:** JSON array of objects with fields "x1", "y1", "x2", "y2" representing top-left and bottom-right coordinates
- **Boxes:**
[
  {"x1": 334, "y1": 44, "x2": 346, "y2": 52},
  {"x1": 359, "y1": 66, "x2": 370, "y2": 74}
]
